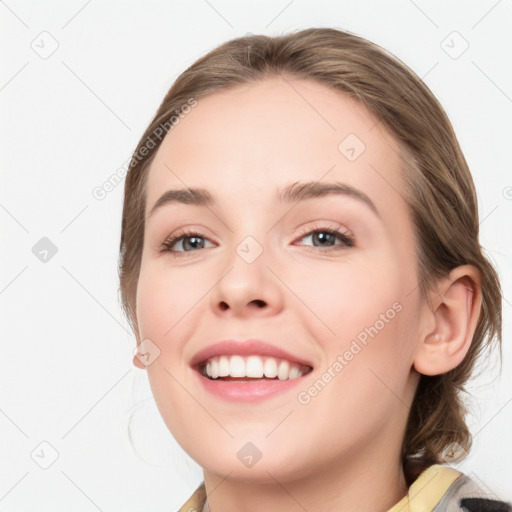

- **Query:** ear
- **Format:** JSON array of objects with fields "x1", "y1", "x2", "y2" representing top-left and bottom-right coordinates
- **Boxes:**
[
  {"x1": 132, "y1": 330, "x2": 146, "y2": 370},
  {"x1": 413, "y1": 265, "x2": 482, "y2": 376}
]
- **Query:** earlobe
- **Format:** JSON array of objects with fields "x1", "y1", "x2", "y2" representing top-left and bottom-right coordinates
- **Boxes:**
[
  {"x1": 133, "y1": 354, "x2": 146, "y2": 370},
  {"x1": 413, "y1": 265, "x2": 482, "y2": 376},
  {"x1": 132, "y1": 334, "x2": 147, "y2": 370}
]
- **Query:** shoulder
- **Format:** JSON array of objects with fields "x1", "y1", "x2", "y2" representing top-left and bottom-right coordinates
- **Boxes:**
[
  {"x1": 433, "y1": 469, "x2": 511, "y2": 512},
  {"x1": 391, "y1": 464, "x2": 511, "y2": 512}
]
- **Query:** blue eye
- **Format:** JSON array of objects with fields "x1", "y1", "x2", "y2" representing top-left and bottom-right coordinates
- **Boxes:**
[
  {"x1": 296, "y1": 227, "x2": 354, "y2": 250},
  {"x1": 160, "y1": 226, "x2": 354, "y2": 258},
  {"x1": 160, "y1": 230, "x2": 212, "y2": 256}
]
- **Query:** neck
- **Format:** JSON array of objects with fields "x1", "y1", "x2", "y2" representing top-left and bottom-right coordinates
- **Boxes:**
[{"x1": 201, "y1": 443, "x2": 408, "y2": 512}]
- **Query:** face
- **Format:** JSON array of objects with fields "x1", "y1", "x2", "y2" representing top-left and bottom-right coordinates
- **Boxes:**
[{"x1": 134, "y1": 76, "x2": 426, "y2": 483}]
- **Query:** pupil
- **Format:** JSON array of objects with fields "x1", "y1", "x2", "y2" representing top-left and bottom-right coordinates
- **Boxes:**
[
  {"x1": 314, "y1": 232, "x2": 333, "y2": 246},
  {"x1": 185, "y1": 236, "x2": 203, "y2": 250}
]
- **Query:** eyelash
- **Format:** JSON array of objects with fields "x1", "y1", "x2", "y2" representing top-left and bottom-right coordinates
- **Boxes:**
[{"x1": 159, "y1": 225, "x2": 355, "y2": 258}]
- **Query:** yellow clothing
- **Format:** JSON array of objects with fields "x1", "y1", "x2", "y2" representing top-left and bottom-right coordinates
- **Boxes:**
[
  {"x1": 388, "y1": 464, "x2": 463, "y2": 512},
  {"x1": 177, "y1": 464, "x2": 511, "y2": 512}
]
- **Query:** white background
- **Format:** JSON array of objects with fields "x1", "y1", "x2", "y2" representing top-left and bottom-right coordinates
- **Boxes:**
[{"x1": 1, "y1": 0, "x2": 511, "y2": 510}]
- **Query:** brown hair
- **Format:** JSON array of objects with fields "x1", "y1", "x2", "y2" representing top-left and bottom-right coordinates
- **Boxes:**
[{"x1": 118, "y1": 27, "x2": 502, "y2": 485}]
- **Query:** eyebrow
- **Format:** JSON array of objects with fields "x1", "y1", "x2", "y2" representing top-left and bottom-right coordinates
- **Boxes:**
[{"x1": 147, "y1": 180, "x2": 379, "y2": 219}]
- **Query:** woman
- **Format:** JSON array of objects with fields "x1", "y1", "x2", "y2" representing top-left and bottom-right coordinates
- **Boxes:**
[{"x1": 119, "y1": 28, "x2": 510, "y2": 511}]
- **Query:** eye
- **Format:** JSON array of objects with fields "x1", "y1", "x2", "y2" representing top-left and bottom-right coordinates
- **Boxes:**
[
  {"x1": 294, "y1": 225, "x2": 355, "y2": 253},
  {"x1": 159, "y1": 225, "x2": 355, "y2": 257},
  {"x1": 160, "y1": 229, "x2": 214, "y2": 257}
]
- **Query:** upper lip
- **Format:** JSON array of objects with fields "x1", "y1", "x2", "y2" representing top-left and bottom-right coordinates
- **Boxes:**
[{"x1": 190, "y1": 339, "x2": 314, "y2": 370}]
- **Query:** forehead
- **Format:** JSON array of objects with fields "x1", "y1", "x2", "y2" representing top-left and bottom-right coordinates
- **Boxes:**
[{"x1": 144, "y1": 76, "x2": 406, "y2": 220}]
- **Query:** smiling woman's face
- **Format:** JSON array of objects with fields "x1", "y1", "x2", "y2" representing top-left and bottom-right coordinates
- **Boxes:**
[{"x1": 134, "y1": 76, "x2": 428, "y2": 483}]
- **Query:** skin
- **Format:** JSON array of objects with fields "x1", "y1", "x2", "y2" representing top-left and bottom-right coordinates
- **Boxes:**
[{"x1": 131, "y1": 76, "x2": 482, "y2": 512}]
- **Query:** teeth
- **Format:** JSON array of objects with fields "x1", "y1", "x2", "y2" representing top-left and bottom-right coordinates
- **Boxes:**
[
  {"x1": 288, "y1": 365, "x2": 300, "y2": 379},
  {"x1": 277, "y1": 360, "x2": 290, "y2": 380},
  {"x1": 202, "y1": 355, "x2": 309, "y2": 381},
  {"x1": 211, "y1": 359, "x2": 219, "y2": 379},
  {"x1": 218, "y1": 355, "x2": 230, "y2": 377},
  {"x1": 246, "y1": 356, "x2": 264, "y2": 378},
  {"x1": 263, "y1": 357, "x2": 278, "y2": 378},
  {"x1": 230, "y1": 355, "x2": 245, "y2": 377}
]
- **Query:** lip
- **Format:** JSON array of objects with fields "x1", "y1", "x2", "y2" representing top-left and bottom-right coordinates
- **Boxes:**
[
  {"x1": 189, "y1": 339, "x2": 314, "y2": 403},
  {"x1": 194, "y1": 370, "x2": 309, "y2": 402},
  {"x1": 189, "y1": 339, "x2": 314, "y2": 370}
]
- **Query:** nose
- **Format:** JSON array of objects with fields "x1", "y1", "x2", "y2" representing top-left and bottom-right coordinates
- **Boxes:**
[{"x1": 208, "y1": 237, "x2": 284, "y2": 319}]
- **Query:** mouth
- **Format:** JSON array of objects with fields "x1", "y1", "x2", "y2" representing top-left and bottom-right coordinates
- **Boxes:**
[
  {"x1": 195, "y1": 355, "x2": 313, "y2": 381},
  {"x1": 189, "y1": 339, "x2": 315, "y2": 402}
]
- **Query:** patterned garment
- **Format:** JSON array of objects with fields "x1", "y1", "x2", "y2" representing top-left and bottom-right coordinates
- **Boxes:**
[
  {"x1": 388, "y1": 464, "x2": 511, "y2": 512},
  {"x1": 177, "y1": 464, "x2": 511, "y2": 512}
]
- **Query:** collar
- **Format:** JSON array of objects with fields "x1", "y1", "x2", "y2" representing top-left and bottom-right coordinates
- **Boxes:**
[
  {"x1": 388, "y1": 464, "x2": 462, "y2": 512},
  {"x1": 178, "y1": 464, "x2": 462, "y2": 512}
]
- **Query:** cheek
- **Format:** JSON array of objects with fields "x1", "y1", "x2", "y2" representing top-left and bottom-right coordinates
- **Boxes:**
[
  {"x1": 136, "y1": 260, "x2": 205, "y2": 335},
  {"x1": 295, "y1": 248, "x2": 416, "y2": 392},
  {"x1": 135, "y1": 263, "x2": 203, "y2": 440},
  {"x1": 136, "y1": 266, "x2": 170, "y2": 339},
  {"x1": 293, "y1": 253, "x2": 404, "y2": 339}
]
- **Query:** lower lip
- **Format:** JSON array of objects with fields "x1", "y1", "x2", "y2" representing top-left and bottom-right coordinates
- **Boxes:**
[{"x1": 194, "y1": 370, "x2": 310, "y2": 402}]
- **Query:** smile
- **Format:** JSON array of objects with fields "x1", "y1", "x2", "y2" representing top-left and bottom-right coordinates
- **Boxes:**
[
  {"x1": 201, "y1": 355, "x2": 313, "y2": 381},
  {"x1": 190, "y1": 338, "x2": 315, "y2": 402}
]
